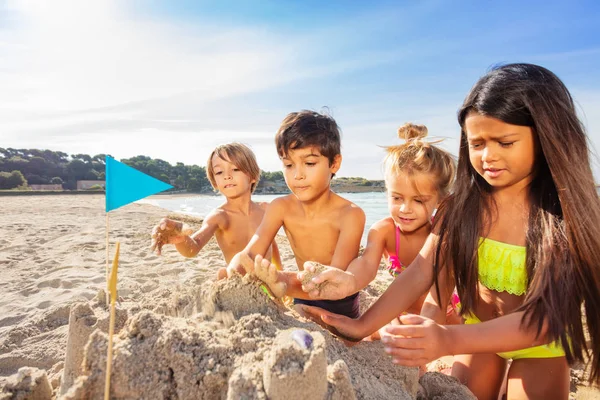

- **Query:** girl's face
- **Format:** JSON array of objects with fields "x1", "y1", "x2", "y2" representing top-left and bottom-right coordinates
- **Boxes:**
[
  {"x1": 211, "y1": 154, "x2": 255, "y2": 198},
  {"x1": 464, "y1": 112, "x2": 536, "y2": 192},
  {"x1": 386, "y1": 170, "x2": 440, "y2": 234}
]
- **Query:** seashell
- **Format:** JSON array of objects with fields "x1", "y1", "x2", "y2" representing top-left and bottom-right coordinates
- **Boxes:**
[{"x1": 291, "y1": 329, "x2": 313, "y2": 350}]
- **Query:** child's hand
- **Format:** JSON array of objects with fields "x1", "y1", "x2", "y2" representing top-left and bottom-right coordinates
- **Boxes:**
[
  {"x1": 299, "y1": 305, "x2": 365, "y2": 342},
  {"x1": 150, "y1": 218, "x2": 191, "y2": 255},
  {"x1": 380, "y1": 314, "x2": 451, "y2": 367},
  {"x1": 253, "y1": 255, "x2": 287, "y2": 298},
  {"x1": 298, "y1": 263, "x2": 357, "y2": 300}
]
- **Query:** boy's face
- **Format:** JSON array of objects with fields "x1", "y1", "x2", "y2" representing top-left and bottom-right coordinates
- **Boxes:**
[
  {"x1": 211, "y1": 154, "x2": 255, "y2": 198},
  {"x1": 385, "y1": 170, "x2": 439, "y2": 234},
  {"x1": 281, "y1": 146, "x2": 340, "y2": 202}
]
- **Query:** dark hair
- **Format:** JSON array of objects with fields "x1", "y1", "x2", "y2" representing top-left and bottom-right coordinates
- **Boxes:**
[
  {"x1": 434, "y1": 63, "x2": 600, "y2": 382},
  {"x1": 275, "y1": 110, "x2": 341, "y2": 168}
]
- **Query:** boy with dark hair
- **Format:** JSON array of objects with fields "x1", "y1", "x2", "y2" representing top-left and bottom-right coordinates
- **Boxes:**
[{"x1": 227, "y1": 110, "x2": 365, "y2": 318}]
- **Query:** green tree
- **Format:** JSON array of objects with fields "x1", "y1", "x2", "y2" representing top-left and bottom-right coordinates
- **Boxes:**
[
  {"x1": 175, "y1": 175, "x2": 185, "y2": 189},
  {"x1": 28, "y1": 156, "x2": 48, "y2": 176},
  {"x1": 85, "y1": 170, "x2": 100, "y2": 180},
  {"x1": 25, "y1": 174, "x2": 47, "y2": 184},
  {"x1": 187, "y1": 177, "x2": 202, "y2": 191},
  {"x1": 0, "y1": 170, "x2": 27, "y2": 189},
  {"x1": 67, "y1": 159, "x2": 91, "y2": 180},
  {"x1": 71, "y1": 153, "x2": 92, "y2": 164}
]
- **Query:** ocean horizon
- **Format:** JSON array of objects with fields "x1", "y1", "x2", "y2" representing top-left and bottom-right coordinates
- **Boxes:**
[{"x1": 142, "y1": 192, "x2": 390, "y2": 244}]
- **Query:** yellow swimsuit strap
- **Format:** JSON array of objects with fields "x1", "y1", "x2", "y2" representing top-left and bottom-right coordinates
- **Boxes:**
[{"x1": 478, "y1": 237, "x2": 528, "y2": 295}]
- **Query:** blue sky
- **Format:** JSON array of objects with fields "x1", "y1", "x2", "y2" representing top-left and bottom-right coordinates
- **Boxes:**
[{"x1": 1, "y1": 0, "x2": 599, "y2": 179}]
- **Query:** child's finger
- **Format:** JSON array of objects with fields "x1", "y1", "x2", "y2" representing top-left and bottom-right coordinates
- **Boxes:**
[
  {"x1": 391, "y1": 356, "x2": 430, "y2": 367},
  {"x1": 302, "y1": 261, "x2": 316, "y2": 273},
  {"x1": 266, "y1": 260, "x2": 277, "y2": 281},
  {"x1": 160, "y1": 218, "x2": 168, "y2": 230},
  {"x1": 300, "y1": 305, "x2": 331, "y2": 320},
  {"x1": 398, "y1": 314, "x2": 428, "y2": 325},
  {"x1": 383, "y1": 324, "x2": 425, "y2": 338},
  {"x1": 382, "y1": 335, "x2": 427, "y2": 350},
  {"x1": 238, "y1": 253, "x2": 254, "y2": 274},
  {"x1": 253, "y1": 254, "x2": 264, "y2": 275},
  {"x1": 300, "y1": 282, "x2": 317, "y2": 295},
  {"x1": 384, "y1": 345, "x2": 425, "y2": 359},
  {"x1": 312, "y1": 268, "x2": 339, "y2": 284},
  {"x1": 300, "y1": 279, "x2": 315, "y2": 292}
]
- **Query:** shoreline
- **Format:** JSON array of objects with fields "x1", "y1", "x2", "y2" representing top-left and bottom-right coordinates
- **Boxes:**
[{"x1": 0, "y1": 189, "x2": 386, "y2": 197}]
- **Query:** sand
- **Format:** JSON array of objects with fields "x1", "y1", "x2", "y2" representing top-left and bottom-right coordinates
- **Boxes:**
[{"x1": 0, "y1": 194, "x2": 595, "y2": 399}]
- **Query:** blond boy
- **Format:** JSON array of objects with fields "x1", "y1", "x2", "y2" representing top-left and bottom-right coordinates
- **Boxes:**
[
  {"x1": 151, "y1": 142, "x2": 280, "y2": 279},
  {"x1": 227, "y1": 111, "x2": 365, "y2": 318}
]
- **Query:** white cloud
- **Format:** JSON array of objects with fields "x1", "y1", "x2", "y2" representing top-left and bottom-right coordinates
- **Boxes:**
[
  {"x1": 2, "y1": 1, "x2": 600, "y2": 181},
  {"x1": 0, "y1": 0, "x2": 402, "y2": 178},
  {"x1": 1, "y1": 1, "x2": 300, "y2": 112}
]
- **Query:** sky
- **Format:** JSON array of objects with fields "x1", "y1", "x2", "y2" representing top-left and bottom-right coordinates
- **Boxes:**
[{"x1": 1, "y1": 0, "x2": 600, "y2": 179}]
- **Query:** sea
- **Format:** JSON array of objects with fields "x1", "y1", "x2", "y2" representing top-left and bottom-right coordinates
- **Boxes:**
[{"x1": 141, "y1": 192, "x2": 389, "y2": 244}]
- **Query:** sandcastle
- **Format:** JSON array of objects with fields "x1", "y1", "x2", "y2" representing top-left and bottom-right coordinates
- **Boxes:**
[
  {"x1": 2, "y1": 274, "x2": 476, "y2": 399},
  {"x1": 56, "y1": 275, "x2": 418, "y2": 399}
]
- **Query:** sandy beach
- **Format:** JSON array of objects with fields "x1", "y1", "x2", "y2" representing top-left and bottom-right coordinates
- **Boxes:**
[{"x1": 0, "y1": 195, "x2": 596, "y2": 399}]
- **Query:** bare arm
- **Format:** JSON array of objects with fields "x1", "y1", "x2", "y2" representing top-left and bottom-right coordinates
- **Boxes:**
[
  {"x1": 299, "y1": 219, "x2": 389, "y2": 300},
  {"x1": 356, "y1": 233, "x2": 436, "y2": 336},
  {"x1": 448, "y1": 312, "x2": 551, "y2": 355},
  {"x1": 345, "y1": 221, "x2": 388, "y2": 292},
  {"x1": 330, "y1": 205, "x2": 366, "y2": 270},
  {"x1": 175, "y1": 211, "x2": 223, "y2": 258},
  {"x1": 420, "y1": 261, "x2": 455, "y2": 324},
  {"x1": 382, "y1": 311, "x2": 553, "y2": 367},
  {"x1": 227, "y1": 198, "x2": 284, "y2": 275},
  {"x1": 302, "y1": 232, "x2": 439, "y2": 340}
]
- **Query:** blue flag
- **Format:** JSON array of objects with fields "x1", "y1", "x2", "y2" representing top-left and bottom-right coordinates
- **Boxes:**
[{"x1": 105, "y1": 156, "x2": 173, "y2": 212}]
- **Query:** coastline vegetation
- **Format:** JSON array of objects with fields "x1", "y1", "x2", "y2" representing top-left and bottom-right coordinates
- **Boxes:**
[{"x1": 0, "y1": 148, "x2": 384, "y2": 193}]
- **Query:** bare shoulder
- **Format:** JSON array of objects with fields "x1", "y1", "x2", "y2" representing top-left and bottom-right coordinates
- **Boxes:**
[
  {"x1": 270, "y1": 194, "x2": 297, "y2": 210},
  {"x1": 371, "y1": 216, "x2": 395, "y2": 233},
  {"x1": 205, "y1": 206, "x2": 228, "y2": 227},
  {"x1": 256, "y1": 201, "x2": 270, "y2": 212},
  {"x1": 257, "y1": 196, "x2": 292, "y2": 221},
  {"x1": 249, "y1": 201, "x2": 269, "y2": 218},
  {"x1": 334, "y1": 194, "x2": 365, "y2": 220}
]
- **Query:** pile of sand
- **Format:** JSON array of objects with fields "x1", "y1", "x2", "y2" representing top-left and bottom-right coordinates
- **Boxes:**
[
  {"x1": 58, "y1": 275, "x2": 432, "y2": 399},
  {"x1": 1, "y1": 274, "x2": 476, "y2": 399}
]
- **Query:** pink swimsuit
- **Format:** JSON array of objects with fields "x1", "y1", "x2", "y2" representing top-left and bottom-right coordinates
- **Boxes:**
[{"x1": 387, "y1": 224, "x2": 407, "y2": 277}]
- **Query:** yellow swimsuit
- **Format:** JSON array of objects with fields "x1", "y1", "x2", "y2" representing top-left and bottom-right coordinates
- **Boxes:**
[{"x1": 462, "y1": 238, "x2": 565, "y2": 360}]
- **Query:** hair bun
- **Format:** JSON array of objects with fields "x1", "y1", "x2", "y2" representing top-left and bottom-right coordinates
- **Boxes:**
[{"x1": 397, "y1": 123, "x2": 428, "y2": 141}]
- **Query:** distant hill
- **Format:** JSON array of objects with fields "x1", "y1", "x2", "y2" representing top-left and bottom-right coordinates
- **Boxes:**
[{"x1": 0, "y1": 148, "x2": 383, "y2": 192}]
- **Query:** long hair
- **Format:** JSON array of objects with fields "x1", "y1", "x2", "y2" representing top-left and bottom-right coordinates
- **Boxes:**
[{"x1": 433, "y1": 63, "x2": 600, "y2": 382}]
